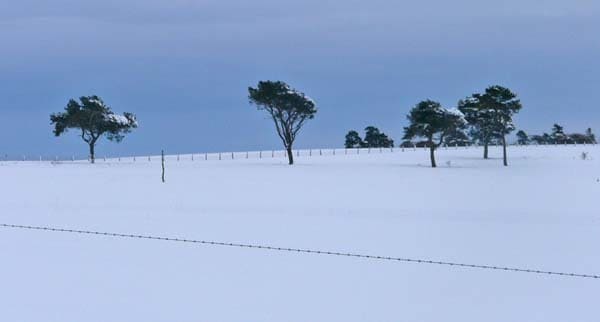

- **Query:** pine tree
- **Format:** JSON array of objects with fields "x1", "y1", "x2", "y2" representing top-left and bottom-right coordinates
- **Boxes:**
[
  {"x1": 248, "y1": 81, "x2": 317, "y2": 165},
  {"x1": 586, "y1": 128, "x2": 596, "y2": 143},
  {"x1": 482, "y1": 86, "x2": 522, "y2": 166},
  {"x1": 551, "y1": 124, "x2": 568, "y2": 144},
  {"x1": 460, "y1": 86, "x2": 522, "y2": 166},
  {"x1": 458, "y1": 95, "x2": 503, "y2": 159},
  {"x1": 363, "y1": 126, "x2": 394, "y2": 148},
  {"x1": 344, "y1": 130, "x2": 363, "y2": 148},
  {"x1": 50, "y1": 95, "x2": 138, "y2": 163},
  {"x1": 403, "y1": 100, "x2": 467, "y2": 167},
  {"x1": 516, "y1": 130, "x2": 529, "y2": 145}
]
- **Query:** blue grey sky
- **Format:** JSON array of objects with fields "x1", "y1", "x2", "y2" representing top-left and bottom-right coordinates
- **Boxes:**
[{"x1": 1, "y1": 0, "x2": 599, "y2": 157}]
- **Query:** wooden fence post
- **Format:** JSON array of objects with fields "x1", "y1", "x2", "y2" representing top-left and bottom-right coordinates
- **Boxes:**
[{"x1": 161, "y1": 150, "x2": 165, "y2": 183}]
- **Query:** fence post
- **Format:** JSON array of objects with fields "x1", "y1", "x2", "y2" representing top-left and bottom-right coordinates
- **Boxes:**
[
  {"x1": 259, "y1": 151, "x2": 262, "y2": 159},
  {"x1": 272, "y1": 150, "x2": 274, "y2": 158},
  {"x1": 231, "y1": 152, "x2": 234, "y2": 160},
  {"x1": 246, "y1": 151, "x2": 249, "y2": 159},
  {"x1": 219, "y1": 153, "x2": 222, "y2": 160},
  {"x1": 205, "y1": 153, "x2": 208, "y2": 160},
  {"x1": 192, "y1": 154, "x2": 194, "y2": 161},
  {"x1": 319, "y1": 149, "x2": 322, "y2": 156},
  {"x1": 161, "y1": 150, "x2": 165, "y2": 183},
  {"x1": 333, "y1": 149, "x2": 335, "y2": 155}
]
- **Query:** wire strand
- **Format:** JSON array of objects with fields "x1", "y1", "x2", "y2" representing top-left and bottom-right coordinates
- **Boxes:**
[{"x1": 1, "y1": 223, "x2": 598, "y2": 280}]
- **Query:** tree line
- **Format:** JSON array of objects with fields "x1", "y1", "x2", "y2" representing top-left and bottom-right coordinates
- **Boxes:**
[
  {"x1": 49, "y1": 81, "x2": 595, "y2": 168},
  {"x1": 516, "y1": 125, "x2": 596, "y2": 145}
]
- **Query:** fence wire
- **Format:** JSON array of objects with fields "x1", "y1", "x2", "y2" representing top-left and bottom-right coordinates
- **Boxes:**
[{"x1": 1, "y1": 223, "x2": 598, "y2": 280}]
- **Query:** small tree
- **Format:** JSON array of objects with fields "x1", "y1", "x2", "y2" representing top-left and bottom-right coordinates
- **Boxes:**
[
  {"x1": 363, "y1": 126, "x2": 394, "y2": 148},
  {"x1": 248, "y1": 81, "x2": 317, "y2": 165},
  {"x1": 403, "y1": 100, "x2": 466, "y2": 168},
  {"x1": 551, "y1": 124, "x2": 568, "y2": 144},
  {"x1": 516, "y1": 130, "x2": 529, "y2": 145},
  {"x1": 586, "y1": 128, "x2": 596, "y2": 144},
  {"x1": 50, "y1": 95, "x2": 138, "y2": 163},
  {"x1": 344, "y1": 130, "x2": 363, "y2": 148},
  {"x1": 444, "y1": 128, "x2": 470, "y2": 146}
]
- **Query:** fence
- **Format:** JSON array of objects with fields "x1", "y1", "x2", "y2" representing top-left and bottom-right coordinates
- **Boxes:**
[{"x1": 1, "y1": 141, "x2": 597, "y2": 163}]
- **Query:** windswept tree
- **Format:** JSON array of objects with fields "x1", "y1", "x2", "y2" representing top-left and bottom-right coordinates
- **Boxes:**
[
  {"x1": 248, "y1": 81, "x2": 317, "y2": 165},
  {"x1": 458, "y1": 96, "x2": 501, "y2": 159},
  {"x1": 344, "y1": 130, "x2": 363, "y2": 148},
  {"x1": 403, "y1": 100, "x2": 466, "y2": 168},
  {"x1": 516, "y1": 130, "x2": 529, "y2": 145},
  {"x1": 481, "y1": 86, "x2": 522, "y2": 166},
  {"x1": 363, "y1": 126, "x2": 394, "y2": 148},
  {"x1": 460, "y1": 86, "x2": 522, "y2": 166},
  {"x1": 50, "y1": 95, "x2": 138, "y2": 163}
]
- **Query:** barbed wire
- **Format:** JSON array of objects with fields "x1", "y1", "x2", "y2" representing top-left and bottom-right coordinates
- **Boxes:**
[{"x1": 1, "y1": 223, "x2": 598, "y2": 280}]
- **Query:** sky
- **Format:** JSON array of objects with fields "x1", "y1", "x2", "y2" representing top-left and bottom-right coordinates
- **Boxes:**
[{"x1": 1, "y1": 0, "x2": 599, "y2": 158}]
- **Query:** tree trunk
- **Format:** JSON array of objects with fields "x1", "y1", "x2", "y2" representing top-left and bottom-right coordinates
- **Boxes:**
[
  {"x1": 502, "y1": 134, "x2": 508, "y2": 166},
  {"x1": 89, "y1": 143, "x2": 96, "y2": 164},
  {"x1": 286, "y1": 146, "x2": 294, "y2": 165},
  {"x1": 429, "y1": 145, "x2": 436, "y2": 168},
  {"x1": 483, "y1": 142, "x2": 489, "y2": 159}
]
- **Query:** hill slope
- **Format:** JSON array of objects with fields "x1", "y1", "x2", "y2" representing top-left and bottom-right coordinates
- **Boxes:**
[{"x1": 1, "y1": 145, "x2": 599, "y2": 322}]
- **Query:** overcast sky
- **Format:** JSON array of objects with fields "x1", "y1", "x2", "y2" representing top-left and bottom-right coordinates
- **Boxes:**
[{"x1": 1, "y1": 0, "x2": 599, "y2": 157}]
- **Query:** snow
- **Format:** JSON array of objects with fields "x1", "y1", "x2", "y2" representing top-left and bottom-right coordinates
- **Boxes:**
[
  {"x1": 283, "y1": 83, "x2": 317, "y2": 105},
  {"x1": 1, "y1": 145, "x2": 599, "y2": 322},
  {"x1": 446, "y1": 107, "x2": 465, "y2": 118},
  {"x1": 88, "y1": 98, "x2": 104, "y2": 106},
  {"x1": 105, "y1": 113, "x2": 134, "y2": 126}
]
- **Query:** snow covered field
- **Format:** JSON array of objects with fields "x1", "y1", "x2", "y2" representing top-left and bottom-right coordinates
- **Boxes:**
[{"x1": 1, "y1": 145, "x2": 599, "y2": 322}]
